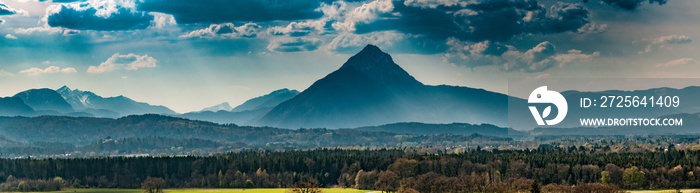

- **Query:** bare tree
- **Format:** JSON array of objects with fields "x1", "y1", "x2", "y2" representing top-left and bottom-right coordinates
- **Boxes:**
[{"x1": 288, "y1": 180, "x2": 322, "y2": 193}]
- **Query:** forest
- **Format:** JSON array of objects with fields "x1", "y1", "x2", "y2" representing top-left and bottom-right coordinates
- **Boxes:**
[{"x1": 2, "y1": 147, "x2": 700, "y2": 192}]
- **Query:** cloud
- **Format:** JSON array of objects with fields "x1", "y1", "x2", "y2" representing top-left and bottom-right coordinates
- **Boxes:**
[
  {"x1": 269, "y1": 21, "x2": 325, "y2": 37},
  {"x1": 530, "y1": 3, "x2": 591, "y2": 34},
  {"x1": 46, "y1": 0, "x2": 154, "y2": 31},
  {"x1": 150, "y1": 12, "x2": 176, "y2": 29},
  {"x1": 553, "y1": 49, "x2": 600, "y2": 66},
  {"x1": 0, "y1": 2, "x2": 18, "y2": 15},
  {"x1": 403, "y1": 0, "x2": 466, "y2": 8},
  {"x1": 342, "y1": 0, "x2": 591, "y2": 47},
  {"x1": 652, "y1": 35, "x2": 693, "y2": 44},
  {"x1": 332, "y1": 0, "x2": 394, "y2": 32},
  {"x1": 61, "y1": 68, "x2": 78, "y2": 73},
  {"x1": 181, "y1": 23, "x2": 261, "y2": 39},
  {"x1": 268, "y1": 1, "x2": 349, "y2": 37},
  {"x1": 327, "y1": 31, "x2": 448, "y2": 54},
  {"x1": 599, "y1": 0, "x2": 667, "y2": 10},
  {"x1": 446, "y1": 39, "x2": 599, "y2": 72},
  {"x1": 642, "y1": 35, "x2": 692, "y2": 53},
  {"x1": 267, "y1": 37, "x2": 322, "y2": 52},
  {"x1": 656, "y1": 58, "x2": 695, "y2": 67},
  {"x1": 327, "y1": 31, "x2": 404, "y2": 52},
  {"x1": 577, "y1": 22, "x2": 607, "y2": 33},
  {"x1": 37, "y1": 0, "x2": 86, "y2": 2},
  {"x1": 502, "y1": 41, "x2": 558, "y2": 72},
  {"x1": 19, "y1": 66, "x2": 77, "y2": 76},
  {"x1": 15, "y1": 25, "x2": 65, "y2": 34},
  {"x1": 137, "y1": 0, "x2": 325, "y2": 24},
  {"x1": 4, "y1": 34, "x2": 17, "y2": 39},
  {"x1": 0, "y1": 70, "x2": 14, "y2": 77},
  {"x1": 88, "y1": 53, "x2": 157, "y2": 73}
]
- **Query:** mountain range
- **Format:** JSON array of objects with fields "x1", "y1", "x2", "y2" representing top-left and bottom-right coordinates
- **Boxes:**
[
  {"x1": 178, "y1": 88, "x2": 299, "y2": 124},
  {"x1": 0, "y1": 86, "x2": 177, "y2": 118},
  {"x1": 57, "y1": 86, "x2": 176, "y2": 117},
  {"x1": 2, "y1": 44, "x2": 700, "y2": 132}
]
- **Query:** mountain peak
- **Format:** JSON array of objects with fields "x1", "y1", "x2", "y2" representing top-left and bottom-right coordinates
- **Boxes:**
[
  {"x1": 201, "y1": 102, "x2": 233, "y2": 112},
  {"x1": 339, "y1": 44, "x2": 421, "y2": 88},
  {"x1": 269, "y1": 88, "x2": 291, "y2": 95},
  {"x1": 58, "y1": 85, "x2": 70, "y2": 92},
  {"x1": 359, "y1": 44, "x2": 382, "y2": 54},
  {"x1": 341, "y1": 44, "x2": 392, "y2": 70}
]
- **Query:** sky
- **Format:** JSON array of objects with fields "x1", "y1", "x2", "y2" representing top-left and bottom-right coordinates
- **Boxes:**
[{"x1": 0, "y1": 0, "x2": 697, "y2": 113}]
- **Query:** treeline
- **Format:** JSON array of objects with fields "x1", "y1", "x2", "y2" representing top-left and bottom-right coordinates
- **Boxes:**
[
  {"x1": 1, "y1": 148, "x2": 700, "y2": 191},
  {"x1": 0, "y1": 176, "x2": 67, "y2": 192}
]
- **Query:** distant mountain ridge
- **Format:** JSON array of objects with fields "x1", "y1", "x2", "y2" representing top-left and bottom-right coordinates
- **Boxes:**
[
  {"x1": 0, "y1": 86, "x2": 176, "y2": 118},
  {"x1": 355, "y1": 122, "x2": 527, "y2": 137},
  {"x1": 0, "y1": 97, "x2": 35, "y2": 117},
  {"x1": 179, "y1": 88, "x2": 299, "y2": 125},
  {"x1": 13, "y1": 88, "x2": 74, "y2": 114},
  {"x1": 0, "y1": 114, "x2": 511, "y2": 146},
  {"x1": 57, "y1": 86, "x2": 176, "y2": 117},
  {"x1": 201, "y1": 102, "x2": 233, "y2": 112},
  {"x1": 258, "y1": 45, "x2": 518, "y2": 128},
  {"x1": 231, "y1": 88, "x2": 300, "y2": 112}
]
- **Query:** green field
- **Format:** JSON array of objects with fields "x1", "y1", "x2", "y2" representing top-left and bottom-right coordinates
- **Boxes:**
[
  {"x1": 5, "y1": 188, "x2": 376, "y2": 193},
  {"x1": 628, "y1": 190, "x2": 698, "y2": 193}
]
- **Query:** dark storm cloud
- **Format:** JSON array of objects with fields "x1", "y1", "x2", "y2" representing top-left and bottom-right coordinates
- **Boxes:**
[
  {"x1": 531, "y1": 3, "x2": 590, "y2": 33},
  {"x1": 354, "y1": 3, "x2": 462, "y2": 40},
  {"x1": 354, "y1": 0, "x2": 590, "y2": 48},
  {"x1": 327, "y1": 31, "x2": 448, "y2": 55},
  {"x1": 268, "y1": 37, "x2": 322, "y2": 52},
  {"x1": 187, "y1": 38, "x2": 267, "y2": 56},
  {"x1": 47, "y1": 4, "x2": 154, "y2": 31},
  {"x1": 137, "y1": 0, "x2": 325, "y2": 24},
  {"x1": 599, "y1": 0, "x2": 667, "y2": 10},
  {"x1": 0, "y1": 3, "x2": 17, "y2": 15}
]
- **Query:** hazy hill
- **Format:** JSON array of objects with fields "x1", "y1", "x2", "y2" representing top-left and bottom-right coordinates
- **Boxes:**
[
  {"x1": 201, "y1": 102, "x2": 234, "y2": 112},
  {"x1": 0, "y1": 97, "x2": 35, "y2": 117},
  {"x1": 178, "y1": 107, "x2": 271, "y2": 125},
  {"x1": 0, "y1": 114, "x2": 510, "y2": 147},
  {"x1": 231, "y1": 88, "x2": 299, "y2": 112},
  {"x1": 180, "y1": 88, "x2": 299, "y2": 125},
  {"x1": 13, "y1": 88, "x2": 74, "y2": 114},
  {"x1": 355, "y1": 122, "x2": 527, "y2": 137}
]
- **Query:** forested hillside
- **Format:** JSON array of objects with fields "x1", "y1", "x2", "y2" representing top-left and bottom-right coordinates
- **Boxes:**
[{"x1": 1, "y1": 148, "x2": 699, "y2": 192}]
